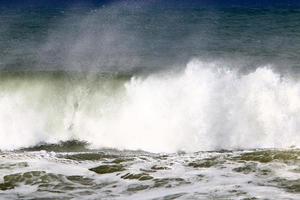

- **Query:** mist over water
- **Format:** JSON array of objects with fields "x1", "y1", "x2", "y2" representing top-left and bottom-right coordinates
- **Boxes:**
[
  {"x1": 1, "y1": 3, "x2": 300, "y2": 74},
  {"x1": 1, "y1": 2, "x2": 300, "y2": 152},
  {"x1": 0, "y1": 60, "x2": 300, "y2": 153},
  {"x1": 2, "y1": 2, "x2": 300, "y2": 199}
]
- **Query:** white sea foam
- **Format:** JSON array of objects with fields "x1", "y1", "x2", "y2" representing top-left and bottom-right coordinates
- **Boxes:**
[
  {"x1": 1, "y1": 59, "x2": 300, "y2": 152},
  {"x1": 1, "y1": 150, "x2": 300, "y2": 199}
]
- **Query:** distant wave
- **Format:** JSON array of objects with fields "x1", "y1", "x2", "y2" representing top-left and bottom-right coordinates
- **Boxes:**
[{"x1": 1, "y1": 59, "x2": 300, "y2": 153}]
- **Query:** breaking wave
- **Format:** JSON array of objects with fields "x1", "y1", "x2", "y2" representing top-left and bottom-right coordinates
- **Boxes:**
[{"x1": 1, "y1": 59, "x2": 300, "y2": 153}]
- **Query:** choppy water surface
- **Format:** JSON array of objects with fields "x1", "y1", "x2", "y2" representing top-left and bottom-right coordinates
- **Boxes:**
[
  {"x1": 1, "y1": 1, "x2": 300, "y2": 199},
  {"x1": 0, "y1": 143, "x2": 300, "y2": 199}
]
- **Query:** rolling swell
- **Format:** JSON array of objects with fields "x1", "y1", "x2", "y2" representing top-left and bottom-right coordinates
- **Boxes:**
[{"x1": 0, "y1": 59, "x2": 300, "y2": 153}]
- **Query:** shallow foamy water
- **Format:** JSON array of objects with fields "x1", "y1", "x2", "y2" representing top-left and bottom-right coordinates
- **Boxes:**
[{"x1": 1, "y1": 148, "x2": 300, "y2": 199}]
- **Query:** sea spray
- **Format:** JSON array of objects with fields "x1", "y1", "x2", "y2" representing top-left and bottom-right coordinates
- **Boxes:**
[{"x1": 0, "y1": 60, "x2": 300, "y2": 152}]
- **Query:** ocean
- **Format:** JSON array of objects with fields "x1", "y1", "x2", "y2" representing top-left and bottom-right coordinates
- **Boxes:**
[{"x1": 0, "y1": 2, "x2": 300, "y2": 199}]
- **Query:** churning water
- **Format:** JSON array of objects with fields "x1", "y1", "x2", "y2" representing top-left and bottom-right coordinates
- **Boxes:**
[{"x1": 1, "y1": 2, "x2": 300, "y2": 199}]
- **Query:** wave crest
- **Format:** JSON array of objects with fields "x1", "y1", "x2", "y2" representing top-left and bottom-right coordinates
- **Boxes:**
[{"x1": 1, "y1": 60, "x2": 300, "y2": 152}]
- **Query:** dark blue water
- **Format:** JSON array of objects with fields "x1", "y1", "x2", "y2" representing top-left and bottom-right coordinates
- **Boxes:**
[
  {"x1": 1, "y1": 4, "x2": 300, "y2": 74},
  {"x1": 1, "y1": 3, "x2": 300, "y2": 199}
]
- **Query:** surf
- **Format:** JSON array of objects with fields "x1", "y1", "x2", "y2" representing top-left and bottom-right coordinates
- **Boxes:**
[{"x1": 0, "y1": 59, "x2": 300, "y2": 153}]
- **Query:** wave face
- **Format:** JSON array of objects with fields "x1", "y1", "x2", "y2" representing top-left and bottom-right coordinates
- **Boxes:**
[
  {"x1": 1, "y1": 60, "x2": 300, "y2": 153},
  {"x1": 1, "y1": 5, "x2": 300, "y2": 153}
]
